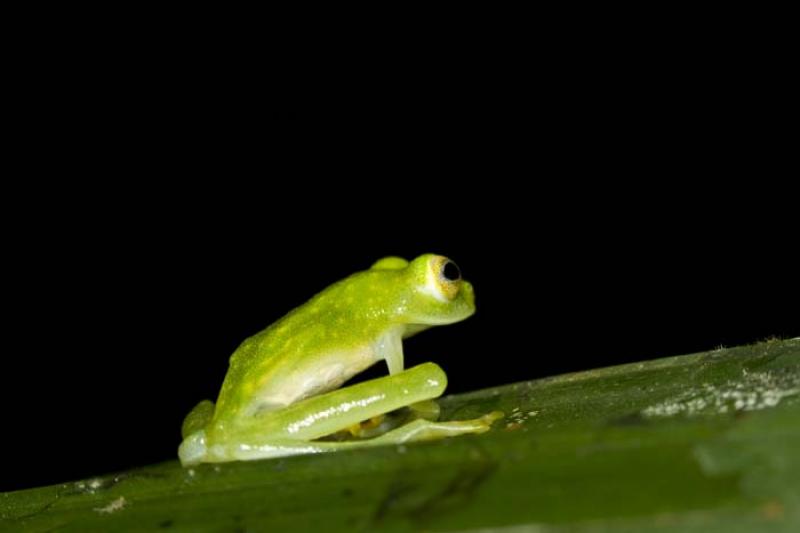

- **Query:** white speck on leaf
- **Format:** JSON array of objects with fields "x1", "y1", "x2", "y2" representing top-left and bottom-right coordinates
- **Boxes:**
[
  {"x1": 642, "y1": 371, "x2": 800, "y2": 418},
  {"x1": 76, "y1": 479, "x2": 103, "y2": 494},
  {"x1": 94, "y1": 496, "x2": 127, "y2": 514}
]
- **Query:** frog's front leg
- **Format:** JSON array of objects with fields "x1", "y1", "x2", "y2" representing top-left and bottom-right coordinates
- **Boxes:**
[
  {"x1": 343, "y1": 327, "x2": 435, "y2": 437},
  {"x1": 180, "y1": 363, "x2": 502, "y2": 465},
  {"x1": 376, "y1": 327, "x2": 404, "y2": 375}
]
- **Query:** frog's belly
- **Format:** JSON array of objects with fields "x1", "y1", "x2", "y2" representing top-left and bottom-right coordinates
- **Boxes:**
[{"x1": 245, "y1": 345, "x2": 377, "y2": 416}]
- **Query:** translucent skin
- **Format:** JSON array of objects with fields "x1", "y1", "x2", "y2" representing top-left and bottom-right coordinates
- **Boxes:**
[{"x1": 178, "y1": 254, "x2": 502, "y2": 466}]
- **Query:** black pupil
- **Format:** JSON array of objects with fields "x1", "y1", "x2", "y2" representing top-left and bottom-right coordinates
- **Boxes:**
[{"x1": 442, "y1": 261, "x2": 461, "y2": 281}]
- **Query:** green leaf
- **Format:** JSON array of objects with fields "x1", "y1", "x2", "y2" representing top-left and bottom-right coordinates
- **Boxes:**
[{"x1": 3, "y1": 339, "x2": 799, "y2": 532}]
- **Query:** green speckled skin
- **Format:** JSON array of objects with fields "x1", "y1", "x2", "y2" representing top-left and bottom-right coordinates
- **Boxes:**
[{"x1": 178, "y1": 254, "x2": 502, "y2": 466}]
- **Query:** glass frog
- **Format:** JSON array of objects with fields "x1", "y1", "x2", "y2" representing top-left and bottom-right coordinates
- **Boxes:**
[{"x1": 178, "y1": 254, "x2": 503, "y2": 465}]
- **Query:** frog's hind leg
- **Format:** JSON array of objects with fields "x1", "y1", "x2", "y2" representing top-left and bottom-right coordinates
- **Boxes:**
[{"x1": 193, "y1": 363, "x2": 503, "y2": 464}]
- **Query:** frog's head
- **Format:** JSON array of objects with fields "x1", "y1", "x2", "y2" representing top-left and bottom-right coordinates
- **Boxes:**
[{"x1": 398, "y1": 254, "x2": 476, "y2": 326}]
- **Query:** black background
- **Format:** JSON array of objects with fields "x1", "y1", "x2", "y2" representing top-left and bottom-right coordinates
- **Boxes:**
[{"x1": 3, "y1": 23, "x2": 797, "y2": 492}]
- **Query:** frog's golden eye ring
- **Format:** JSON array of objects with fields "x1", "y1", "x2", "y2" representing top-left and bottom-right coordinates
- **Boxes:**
[{"x1": 424, "y1": 256, "x2": 462, "y2": 301}]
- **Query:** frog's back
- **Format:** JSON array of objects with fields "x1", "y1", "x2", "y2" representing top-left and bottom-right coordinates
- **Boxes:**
[
  {"x1": 212, "y1": 271, "x2": 397, "y2": 421},
  {"x1": 228, "y1": 273, "x2": 368, "y2": 366}
]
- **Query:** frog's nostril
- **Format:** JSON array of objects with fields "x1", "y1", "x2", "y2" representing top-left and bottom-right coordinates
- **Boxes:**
[{"x1": 442, "y1": 261, "x2": 461, "y2": 282}]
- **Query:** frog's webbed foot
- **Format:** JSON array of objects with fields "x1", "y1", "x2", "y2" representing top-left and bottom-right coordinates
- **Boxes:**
[{"x1": 368, "y1": 410, "x2": 504, "y2": 444}]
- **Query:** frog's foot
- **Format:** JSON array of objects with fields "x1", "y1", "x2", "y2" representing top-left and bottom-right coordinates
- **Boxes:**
[
  {"x1": 370, "y1": 410, "x2": 504, "y2": 444},
  {"x1": 319, "y1": 410, "x2": 503, "y2": 448}
]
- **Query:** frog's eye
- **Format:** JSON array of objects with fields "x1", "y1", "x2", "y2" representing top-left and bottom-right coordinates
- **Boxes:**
[
  {"x1": 425, "y1": 256, "x2": 462, "y2": 301},
  {"x1": 441, "y1": 260, "x2": 461, "y2": 282}
]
